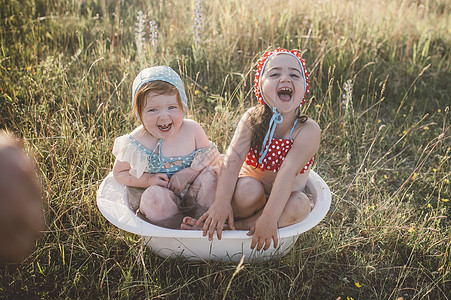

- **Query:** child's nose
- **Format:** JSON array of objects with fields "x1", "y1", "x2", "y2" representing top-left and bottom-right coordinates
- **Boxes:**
[
  {"x1": 280, "y1": 73, "x2": 291, "y2": 82},
  {"x1": 159, "y1": 109, "x2": 170, "y2": 119}
]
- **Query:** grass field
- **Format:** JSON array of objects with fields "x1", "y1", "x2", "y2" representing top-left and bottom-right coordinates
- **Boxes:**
[{"x1": 0, "y1": 0, "x2": 450, "y2": 298}]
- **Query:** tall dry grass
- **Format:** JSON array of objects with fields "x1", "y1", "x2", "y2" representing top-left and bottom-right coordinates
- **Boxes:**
[{"x1": 0, "y1": 0, "x2": 449, "y2": 298}]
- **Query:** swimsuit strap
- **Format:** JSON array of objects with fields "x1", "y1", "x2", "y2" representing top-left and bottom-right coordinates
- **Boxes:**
[
  {"x1": 258, "y1": 106, "x2": 283, "y2": 164},
  {"x1": 289, "y1": 118, "x2": 299, "y2": 140},
  {"x1": 149, "y1": 139, "x2": 164, "y2": 169}
]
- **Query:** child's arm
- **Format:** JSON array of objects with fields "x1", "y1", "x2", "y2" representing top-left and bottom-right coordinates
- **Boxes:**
[
  {"x1": 112, "y1": 130, "x2": 169, "y2": 188},
  {"x1": 167, "y1": 120, "x2": 212, "y2": 193},
  {"x1": 113, "y1": 159, "x2": 168, "y2": 188},
  {"x1": 249, "y1": 119, "x2": 321, "y2": 251},
  {"x1": 197, "y1": 110, "x2": 253, "y2": 239}
]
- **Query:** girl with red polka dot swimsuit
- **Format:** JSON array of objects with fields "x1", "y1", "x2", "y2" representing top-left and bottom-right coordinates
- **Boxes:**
[
  {"x1": 243, "y1": 120, "x2": 315, "y2": 174},
  {"x1": 182, "y1": 49, "x2": 320, "y2": 251}
]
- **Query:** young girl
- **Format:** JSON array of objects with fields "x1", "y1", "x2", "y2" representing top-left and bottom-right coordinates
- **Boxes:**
[
  {"x1": 113, "y1": 66, "x2": 220, "y2": 228},
  {"x1": 182, "y1": 48, "x2": 321, "y2": 251}
]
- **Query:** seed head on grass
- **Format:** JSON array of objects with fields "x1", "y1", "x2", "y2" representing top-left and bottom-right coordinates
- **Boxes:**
[
  {"x1": 193, "y1": 0, "x2": 203, "y2": 44},
  {"x1": 135, "y1": 11, "x2": 146, "y2": 57},
  {"x1": 343, "y1": 79, "x2": 354, "y2": 117},
  {"x1": 149, "y1": 20, "x2": 158, "y2": 52}
]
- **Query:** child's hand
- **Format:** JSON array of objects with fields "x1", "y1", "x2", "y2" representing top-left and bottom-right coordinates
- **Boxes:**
[
  {"x1": 247, "y1": 215, "x2": 278, "y2": 251},
  {"x1": 168, "y1": 167, "x2": 199, "y2": 194},
  {"x1": 147, "y1": 173, "x2": 169, "y2": 187},
  {"x1": 197, "y1": 201, "x2": 235, "y2": 240}
]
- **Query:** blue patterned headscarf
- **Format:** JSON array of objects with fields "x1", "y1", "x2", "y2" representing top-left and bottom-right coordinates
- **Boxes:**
[{"x1": 132, "y1": 66, "x2": 188, "y2": 120}]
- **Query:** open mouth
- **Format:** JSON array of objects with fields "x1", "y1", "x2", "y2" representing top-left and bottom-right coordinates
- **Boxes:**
[
  {"x1": 157, "y1": 124, "x2": 172, "y2": 132},
  {"x1": 277, "y1": 87, "x2": 292, "y2": 101}
]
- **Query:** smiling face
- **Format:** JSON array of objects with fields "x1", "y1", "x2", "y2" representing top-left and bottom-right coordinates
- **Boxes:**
[
  {"x1": 259, "y1": 53, "x2": 306, "y2": 114},
  {"x1": 141, "y1": 91, "x2": 184, "y2": 140}
]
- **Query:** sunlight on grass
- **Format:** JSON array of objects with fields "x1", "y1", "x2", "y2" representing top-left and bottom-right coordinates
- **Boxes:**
[{"x1": 0, "y1": 0, "x2": 449, "y2": 298}]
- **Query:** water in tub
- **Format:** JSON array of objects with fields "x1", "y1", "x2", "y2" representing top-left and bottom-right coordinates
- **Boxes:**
[
  {"x1": 127, "y1": 187, "x2": 192, "y2": 229},
  {"x1": 127, "y1": 186, "x2": 315, "y2": 230}
]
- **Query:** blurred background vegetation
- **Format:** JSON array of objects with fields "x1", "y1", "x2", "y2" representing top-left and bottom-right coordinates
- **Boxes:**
[{"x1": 0, "y1": 0, "x2": 449, "y2": 298}]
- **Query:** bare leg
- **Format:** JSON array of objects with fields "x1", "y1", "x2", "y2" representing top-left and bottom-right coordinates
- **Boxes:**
[
  {"x1": 180, "y1": 167, "x2": 218, "y2": 230},
  {"x1": 181, "y1": 176, "x2": 265, "y2": 230},
  {"x1": 233, "y1": 190, "x2": 311, "y2": 229},
  {"x1": 278, "y1": 191, "x2": 311, "y2": 227},
  {"x1": 231, "y1": 176, "x2": 266, "y2": 218},
  {"x1": 183, "y1": 189, "x2": 311, "y2": 230},
  {"x1": 139, "y1": 186, "x2": 180, "y2": 226},
  {"x1": 188, "y1": 166, "x2": 218, "y2": 217}
]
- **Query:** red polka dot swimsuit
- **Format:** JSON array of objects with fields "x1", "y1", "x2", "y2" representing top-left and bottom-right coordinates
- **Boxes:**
[{"x1": 245, "y1": 120, "x2": 314, "y2": 174}]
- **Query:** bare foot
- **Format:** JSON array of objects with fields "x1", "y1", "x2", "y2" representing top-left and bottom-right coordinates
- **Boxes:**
[{"x1": 180, "y1": 216, "x2": 204, "y2": 230}]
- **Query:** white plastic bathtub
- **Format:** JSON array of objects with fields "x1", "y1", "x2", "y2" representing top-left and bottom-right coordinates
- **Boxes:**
[{"x1": 97, "y1": 170, "x2": 331, "y2": 263}]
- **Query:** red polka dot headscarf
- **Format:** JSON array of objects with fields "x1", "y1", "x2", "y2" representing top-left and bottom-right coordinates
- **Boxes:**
[
  {"x1": 254, "y1": 48, "x2": 310, "y2": 108},
  {"x1": 253, "y1": 48, "x2": 311, "y2": 165}
]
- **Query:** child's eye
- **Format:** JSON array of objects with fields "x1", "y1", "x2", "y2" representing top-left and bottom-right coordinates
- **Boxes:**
[
  {"x1": 168, "y1": 105, "x2": 178, "y2": 110},
  {"x1": 148, "y1": 108, "x2": 157, "y2": 112},
  {"x1": 269, "y1": 73, "x2": 279, "y2": 77},
  {"x1": 291, "y1": 74, "x2": 300, "y2": 78}
]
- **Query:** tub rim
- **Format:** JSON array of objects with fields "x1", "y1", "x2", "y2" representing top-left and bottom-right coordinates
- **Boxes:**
[{"x1": 97, "y1": 170, "x2": 331, "y2": 240}]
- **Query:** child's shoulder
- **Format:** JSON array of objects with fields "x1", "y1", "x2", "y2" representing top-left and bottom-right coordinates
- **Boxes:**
[
  {"x1": 294, "y1": 117, "x2": 321, "y2": 139},
  {"x1": 130, "y1": 125, "x2": 145, "y2": 139},
  {"x1": 181, "y1": 118, "x2": 205, "y2": 133},
  {"x1": 240, "y1": 107, "x2": 257, "y2": 123},
  {"x1": 181, "y1": 119, "x2": 209, "y2": 148},
  {"x1": 244, "y1": 107, "x2": 257, "y2": 116},
  {"x1": 302, "y1": 117, "x2": 320, "y2": 130},
  {"x1": 182, "y1": 118, "x2": 201, "y2": 126},
  {"x1": 129, "y1": 126, "x2": 156, "y2": 148},
  {"x1": 233, "y1": 107, "x2": 257, "y2": 128}
]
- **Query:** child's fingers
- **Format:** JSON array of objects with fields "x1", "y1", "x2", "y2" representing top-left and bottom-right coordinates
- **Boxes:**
[
  {"x1": 207, "y1": 221, "x2": 217, "y2": 241},
  {"x1": 154, "y1": 174, "x2": 169, "y2": 187},
  {"x1": 273, "y1": 235, "x2": 279, "y2": 248},
  {"x1": 247, "y1": 226, "x2": 255, "y2": 236},
  {"x1": 216, "y1": 222, "x2": 224, "y2": 240},
  {"x1": 250, "y1": 236, "x2": 257, "y2": 250},
  {"x1": 227, "y1": 213, "x2": 235, "y2": 230},
  {"x1": 159, "y1": 173, "x2": 169, "y2": 181},
  {"x1": 248, "y1": 226, "x2": 256, "y2": 249},
  {"x1": 250, "y1": 234, "x2": 274, "y2": 251},
  {"x1": 170, "y1": 184, "x2": 181, "y2": 193},
  {"x1": 263, "y1": 238, "x2": 271, "y2": 251},
  {"x1": 257, "y1": 240, "x2": 264, "y2": 251},
  {"x1": 157, "y1": 179, "x2": 168, "y2": 187},
  {"x1": 254, "y1": 236, "x2": 265, "y2": 251},
  {"x1": 202, "y1": 217, "x2": 212, "y2": 237},
  {"x1": 196, "y1": 212, "x2": 208, "y2": 225},
  {"x1": 168, "y1": 175, "x2": 182, "y2": 193}
]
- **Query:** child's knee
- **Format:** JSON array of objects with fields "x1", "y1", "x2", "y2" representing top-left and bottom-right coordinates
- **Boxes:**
[
  {"x1": 286, "y1": 192, "x2": 310, "y2": 218},
  {"x1": 232, "y1": 177, "x2": 265, "y2": 217},
  {"x1": 140, "y1": 186, "x2": 178, "y2": 221}
]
